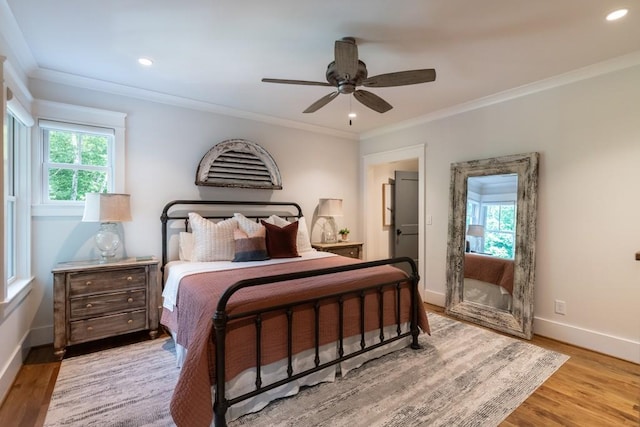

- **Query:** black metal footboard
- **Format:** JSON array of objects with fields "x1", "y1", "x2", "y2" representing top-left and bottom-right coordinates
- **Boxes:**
[{"x1": 212, "y1": 257, "x2": 422, "y2": 426}]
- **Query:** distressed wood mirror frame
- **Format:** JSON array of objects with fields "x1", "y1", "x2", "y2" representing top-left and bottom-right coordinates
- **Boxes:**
[{"x1": 445, "y1": 152, "x2": 539, "y2": 339}]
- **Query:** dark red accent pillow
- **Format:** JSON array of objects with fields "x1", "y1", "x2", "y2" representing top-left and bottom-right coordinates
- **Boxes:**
[{"x1": 261, "y1": 220, "x2": 300, "y2": 258}]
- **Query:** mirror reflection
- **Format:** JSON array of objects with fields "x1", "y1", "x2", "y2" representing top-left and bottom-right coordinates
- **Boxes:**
[
  {"x1": 463, "y1": 174, "x2": 517, "y2": 312},
  {"x1": 445, "y1": 152, "x2": 539, "y2": 340}
]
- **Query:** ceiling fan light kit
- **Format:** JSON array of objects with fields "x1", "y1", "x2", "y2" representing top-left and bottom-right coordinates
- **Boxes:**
[{"x1": 262, "y1": 37, "x2": 436, "y2": 115}]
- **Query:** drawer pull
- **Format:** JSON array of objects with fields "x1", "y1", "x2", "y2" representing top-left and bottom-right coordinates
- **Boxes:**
[
  {"x1": 127, "y1": 276, "x2": 133, "y2": 281},
  {"x1": 127, "y1": 319, "x2": 133, "y2": 324},
  {"x1": 86, "y1": 303, "x2": 93, "y2": 308},
  {"x1": 86, "y1": 281, "x2": 92, "y2": 286},
  {"x1": 87, "y1": 326, "x2": 93, "y2": 331},
  {"x1": 127, "y1": 297, "x2": 134, "y2": 303}
]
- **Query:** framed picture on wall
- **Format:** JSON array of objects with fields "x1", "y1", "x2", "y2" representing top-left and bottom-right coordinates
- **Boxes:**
[{"x1": 382, "y1": 183, "x2": 393, "y2": 226}]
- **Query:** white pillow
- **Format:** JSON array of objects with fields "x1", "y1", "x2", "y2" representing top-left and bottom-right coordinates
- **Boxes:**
[
  {"x1": 265, "y1": 215, "x2": 313, "y2": 253},
  {"x1": 178, "y1": 232, "x2": 194, "y2": 261},
  {"x1": 188, "y1": 212, "x2": 238, "y2": 261},
  {"x1": 233, "y1": 213, "x2": 264, "y2": 235}
]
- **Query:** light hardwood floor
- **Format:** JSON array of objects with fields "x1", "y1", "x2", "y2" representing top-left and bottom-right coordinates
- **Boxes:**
[{"x1": 0, "y1": 305, "x2": 638, "y2": 427}]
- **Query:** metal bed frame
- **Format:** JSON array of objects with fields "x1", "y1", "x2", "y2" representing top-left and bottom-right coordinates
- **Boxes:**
[{"x1": 160, "y1": 200, "x2": 422, "y2": 426}]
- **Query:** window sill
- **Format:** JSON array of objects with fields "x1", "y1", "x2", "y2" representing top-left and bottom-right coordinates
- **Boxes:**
[
  {"x1": 32, "y1": 204, "x2": 84, "y2": 217},
  {"x1": 0, "y1": 277, "x2": 34, "y2": 320}
]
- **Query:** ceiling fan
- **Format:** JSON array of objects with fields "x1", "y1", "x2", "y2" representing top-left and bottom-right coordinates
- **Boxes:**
[{"x1": 262, "y1": 37, "x2": 436, "y2": 114}]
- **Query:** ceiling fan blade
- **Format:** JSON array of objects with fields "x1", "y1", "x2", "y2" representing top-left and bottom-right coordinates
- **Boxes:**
[
  {"x1": 353, "y1": 90, "x2": 393, "y2": 113},
  {"x1": 334, "y1": 38, "x2": 359, "y2": 79},
  {"x1": 303, "y1": 91, "x2": 339, "y2": 113},
  {"x1": 262, "y1": 78, "x2": 332, "y2": 87},
  {"x1": 363, "y1": 69, "x2": 436, "y2": 87}
]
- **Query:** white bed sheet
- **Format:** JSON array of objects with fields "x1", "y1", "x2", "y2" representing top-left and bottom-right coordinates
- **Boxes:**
[{"x1": 162, "y1": 250, "x2": 336, "y2": 311}]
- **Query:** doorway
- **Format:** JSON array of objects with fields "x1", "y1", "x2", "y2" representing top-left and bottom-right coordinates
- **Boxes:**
[{"x1": 362, "y1": 144, "x2": 425, "y2": 295}]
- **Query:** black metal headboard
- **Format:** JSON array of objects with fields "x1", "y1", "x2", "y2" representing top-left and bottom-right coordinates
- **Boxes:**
[{"x1": 160, "y1": 200, "x2": 303, "y2": 270}]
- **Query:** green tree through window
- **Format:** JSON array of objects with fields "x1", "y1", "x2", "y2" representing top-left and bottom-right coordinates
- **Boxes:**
[
  {"x1": 44, "y1": 127, "x2": 112, "y2": 201},
  {"x1": 482, "y1": 202, "x2": 516, "y2": 259}
]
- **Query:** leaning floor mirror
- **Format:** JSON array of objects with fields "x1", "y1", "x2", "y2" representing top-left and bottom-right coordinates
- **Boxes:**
[{"x1": 445, "y1": 152, "x2": 539, "y2": 339}]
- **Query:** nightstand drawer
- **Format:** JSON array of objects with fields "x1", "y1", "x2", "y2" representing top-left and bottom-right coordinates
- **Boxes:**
[
  {"x1": 69, "y1": 310, "x2": 147, "y2": 343},
  {"x1": 69, "y1": 267, "x2": 147, "y2": 296},
  {"x1": 70, "y1": 289, "x2": 146, "y2": 319},
  {"x1": 330, "y1": 246, "x2": 361, "y2": 259}
]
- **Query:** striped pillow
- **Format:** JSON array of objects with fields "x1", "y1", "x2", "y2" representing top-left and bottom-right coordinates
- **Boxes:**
[
  {"x1": 188, "y1": 212, "x2": 237, "y2": 261},
  {"x1": 233, "y1": 213, "x2": 263, "y2": 234}
]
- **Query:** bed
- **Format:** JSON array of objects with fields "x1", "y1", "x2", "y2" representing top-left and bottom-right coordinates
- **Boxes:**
[
  {"x1": 463, "y1": 252, "x2": 514, "y2": 311},
  {"x1": 159, "y1": 200, "x2": 430, "y2": 427}
]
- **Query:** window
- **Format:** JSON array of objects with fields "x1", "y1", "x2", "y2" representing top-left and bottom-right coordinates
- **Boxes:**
[
  {"x1": 2, "y1": 102, "x2": 33, "y2": 316},
  {"x1": 466, "y1": 198, "x2": 480, "y2": 229},
  {"x1": 5, "y1": 114, "x2": 17, "y2": 282},
  {"x1": 481, "y1": 201, "x2": 516, "y2": 259},
  {"x1": 41, "y1": 120, "x2": 114, "y2": 203},
  {"x1": 32, "y1": 100, "x2": 126, "y2": 217}
]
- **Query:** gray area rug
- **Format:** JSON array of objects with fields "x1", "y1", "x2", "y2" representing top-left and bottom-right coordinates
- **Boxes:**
[{"x1": 44, "y1": 313, "x2": 569, "y2": 426}]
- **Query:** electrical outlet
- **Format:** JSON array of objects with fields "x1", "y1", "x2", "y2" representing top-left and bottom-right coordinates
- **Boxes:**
[{"x1": 554, "y1": 300, "x2": 566, "y2": 315}]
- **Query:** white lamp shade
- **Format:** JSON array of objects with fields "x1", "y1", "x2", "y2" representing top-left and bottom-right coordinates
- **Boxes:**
[
  {"x1": 82, "y1": 193, "x2": 132, "y2": 222},
  {"x1": 318, "y1": 198, "x2": 343, "y2": 217},
  {"x1": 467, "y1": 224, "x2": 485, "y2": 237}
]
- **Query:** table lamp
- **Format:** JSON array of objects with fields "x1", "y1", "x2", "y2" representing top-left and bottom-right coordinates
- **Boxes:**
[
  {"x1": 318, "y1": 198, "x2": 343, "y2": 243},
  {"x1": 467, "y1": 224, "x2": 485, "y2": 253},
  {"x1": 82, "y1": 193, "x2": 132, "y2": 261}
]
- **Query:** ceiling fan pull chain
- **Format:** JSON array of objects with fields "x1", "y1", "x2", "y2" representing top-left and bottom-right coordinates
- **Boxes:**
[{"x1": 349, "y1": 95, "x2": 353, "y2": 126}]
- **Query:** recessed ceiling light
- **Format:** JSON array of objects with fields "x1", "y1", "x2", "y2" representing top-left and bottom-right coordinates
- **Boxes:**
[
  {"x1": 348, "y1": 112, "x2": 357, "y2": 118},
  {"x1": 606, "y1": 9, "x2": 628, "y2": 21},
  {"x1": 138, "y1": 57, "x2": 153, "y2": 66}
]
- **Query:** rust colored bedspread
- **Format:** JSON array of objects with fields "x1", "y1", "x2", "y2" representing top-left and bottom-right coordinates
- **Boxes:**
[
  {"x1": 162, "y1": 256, "x2": 429, "y2": 427},
  {"x1": 464, "y1": 253, "x2": 514, "y2": 294}
]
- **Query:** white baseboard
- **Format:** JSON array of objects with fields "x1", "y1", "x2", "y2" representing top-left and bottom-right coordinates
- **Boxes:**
[
  {"x1": 533, "y1": 317, "x2": 640, "y2": 364},
  {"x1": 0, "y1": 331, "x2": 30, "y2": 405},
  {"x1": 423, "y1": 289, "x2": 446, "y2": 307},
  {"x1": 422, "y1": 290, "x2": 639, "y2": 364}
]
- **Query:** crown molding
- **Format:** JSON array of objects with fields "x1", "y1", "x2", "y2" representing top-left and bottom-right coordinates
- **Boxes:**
[
  {"x1": 29, "y1": 67, "x2": 358, "y2": 141},
  {"x1": 360, "y1": 50, "x2": 640, "y2": 141},
  {"x1": 0, "y1": 0, "x2": 38, "y2": 73}
]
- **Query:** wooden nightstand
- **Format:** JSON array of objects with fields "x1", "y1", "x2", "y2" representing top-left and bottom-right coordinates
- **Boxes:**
[
  {"x1": 52, "y1": 257, "x2": 160, "y2": 358},
  {"x1": 312, "y1": 241, "x2": 363, "y2": 259}
]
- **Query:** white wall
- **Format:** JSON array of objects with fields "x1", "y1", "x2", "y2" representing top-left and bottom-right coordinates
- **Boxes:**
[
  {"x1": 26, "y1": 78, "x2": 360, "y2": 344},
  {"x1": 361, "y1": 64, "x2": 640, "y2": 362}
]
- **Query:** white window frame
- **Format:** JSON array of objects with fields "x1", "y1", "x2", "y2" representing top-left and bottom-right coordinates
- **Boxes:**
[
  {"x1": 40, "y1": 120, "x2": 115, "y2": 204},
  {"x1": 2, "y1": 67, "x2": 35, "y2": 318},
  {"x1": 32, "y1": 100, "x2": 126, "y2": 217},
  {"x1": 6, "y1": 113, "x2": 17, "y2": 283}
]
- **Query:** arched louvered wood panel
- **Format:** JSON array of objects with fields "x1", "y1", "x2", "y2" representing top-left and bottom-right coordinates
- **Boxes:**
[{"x1": 195, "y1": 139, "x2": 282, "y2": 189}]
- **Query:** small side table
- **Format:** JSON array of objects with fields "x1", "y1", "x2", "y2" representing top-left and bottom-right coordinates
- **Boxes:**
[
  {"x1": 312, "y1": 241, "x2": 363, "y2": 259},
  {"x1": 52, "y1": 256, "x2": 160, "y2": 358}
]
